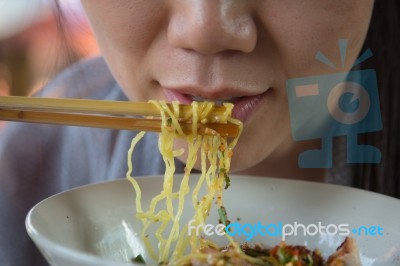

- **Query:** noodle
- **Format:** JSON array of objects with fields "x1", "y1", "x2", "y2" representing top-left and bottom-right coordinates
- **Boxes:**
[
  {"x1": 124, "y1": 101, "x2": 361, "y2": 266},
  {"x1": 125, "y1": 100, "x2": 243, "y2": 265}
]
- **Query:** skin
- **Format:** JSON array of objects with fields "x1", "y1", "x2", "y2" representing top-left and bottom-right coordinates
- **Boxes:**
[{"x1": 81, "y1": 0, "x2": 374, "y2": 182}]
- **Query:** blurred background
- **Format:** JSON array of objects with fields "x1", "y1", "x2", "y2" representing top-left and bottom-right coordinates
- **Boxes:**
[{"x1": 0, "y1": 0, "x2": 99, "y2": 97}]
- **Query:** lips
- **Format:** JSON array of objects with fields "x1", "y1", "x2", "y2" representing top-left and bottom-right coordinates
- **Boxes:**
[{"x1": 163, "y1": 87, "x2": 268, "y2": 123}]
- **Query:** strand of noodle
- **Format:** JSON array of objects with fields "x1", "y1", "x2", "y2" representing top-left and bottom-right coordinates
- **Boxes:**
[
  {"x1": 191, "y1": 101, "x2": 198, "y2": 137},
  {"x1": 125, "y1": 131, "x2": 146, "y2": 214},
  {"x1": 154, "y1": 210, "x2": 173, "y2": 260},
  {"x1": 182, "y1": 106, "x2": 193, "y2": 121},
  {"x1": 172, "y1": 101, "x2": 180, "y2": 118},
  {"x1": 204, "y1": 137, "x2": 217, "y2": 186},
  {"x1": 138, "y1": 149, "x2": 171, "y2": 216},
  {"x1": 126, "y1": 132, "x2": 160, "y2": 262},
  {"x1": 158, "y1": 132, "x2": 175, "y2": 217},
  {"x1": 208, "y1": 137, "x2": 220, "y2": 184},
  {"x1": 140, "y1": 220, "x2": 158, "y2": 259},
  {"x1": 200, "y1": 102, "x2": 215, "y2": 121},
  {"x1": 124, "y1": 130, "x2": 161, "y2": 260},
  {"x1": 215, "y1": 138, "x2": 227, "y2": 207},
  {"x1": 162, "y1": 169, "x2": 189, "y2": 260},
  {"x1": 172, "y1": 225, "x2": 190, "y2": 259},
  {"x1": 222, "y1": 103, "x2": 233, "y2": 122},
  {"x1": 191, "y1": 138, "x2": 207, "y2": 209},
  {"x1": 227, "y1": 116, "x2": 243, "y2": 150}
]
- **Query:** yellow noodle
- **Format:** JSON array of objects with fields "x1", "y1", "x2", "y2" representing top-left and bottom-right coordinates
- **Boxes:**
[
  {"x1": 126, "y1": 100, "x2": 243, "y2": 264},
  {"x1": 125, "y1": 131, "x2": 146, "y2": 214}
]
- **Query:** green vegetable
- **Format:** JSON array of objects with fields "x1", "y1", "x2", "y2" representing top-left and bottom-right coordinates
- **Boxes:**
[
  {"x1": 307, "y1": 254, "x2": 314, "y2": 266},
  {"x1": 131, "y1": 254, "x2": 146, "y2": 264},
  {"x1": 220, "y1": 168, "x2": 231, "y2": 189},
  {"x1": 166, "y1": 117, "x2": 172, "y2": 126},
  {"x1": 218, "y1": 206, "x2": 230, "y2": 227},
  {"x1": 277, "y1": 247, "x2": 290, "y2": 264}
]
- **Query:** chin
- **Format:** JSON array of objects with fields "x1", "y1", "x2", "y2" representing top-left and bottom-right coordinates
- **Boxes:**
[{"x1": 228, "y1": 152, "x2": 264, "y2": 173}]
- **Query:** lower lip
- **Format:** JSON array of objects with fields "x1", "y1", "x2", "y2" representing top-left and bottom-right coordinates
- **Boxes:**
[{"x1": 163, "y1": 88, "x2": 269, "y2": 123}]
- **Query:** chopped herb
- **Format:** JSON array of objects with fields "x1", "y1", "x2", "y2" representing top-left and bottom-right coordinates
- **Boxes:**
[
  {"x1": 306, "y1": 254, "x2": 314, "y2": 266},
  {"x1": 223, "y1": 173, "x2": 230, "y2": 189},
  {"x1": 218, "y1": 206, "x2": 230, "y2": 227},
  {"x1": 242, "y1": 248, "x2": 269, "y2": 258},
  {"x1": 220, "y1": 168, "x2": 230, "y2": 189},
  {"x1": 131, "y1": 254, "x2": 146, "y2": 264},
  {"x1": 277, "y1": 247, "x2": 288, "y2": 264},
  {"x1": 166, "y1": 117, "x2": 172, "y2": 126}
]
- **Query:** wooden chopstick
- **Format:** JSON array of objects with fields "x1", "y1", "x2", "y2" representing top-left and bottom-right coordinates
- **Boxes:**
[
  {"x1": 0, "y1": 97, "x2": 240, "y2": 137},
  {"x1": 0, "y1": 96, "x2": 228, "y2": 118},
  {"x1": 0, "y1": 109, "x2": 239, "y2": 137}
]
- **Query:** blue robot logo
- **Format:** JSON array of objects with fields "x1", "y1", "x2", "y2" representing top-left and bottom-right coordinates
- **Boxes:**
[{"x1": 286, "y1": 39, "x2": 382, "y2": 168}]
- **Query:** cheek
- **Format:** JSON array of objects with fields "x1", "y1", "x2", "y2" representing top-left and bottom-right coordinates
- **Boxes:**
[
  {"x1": 257, "y1": 1, "x2": 374, "y2": 77},
  {"x1": 82, "y1": 1, "x2": 168, "y2": 100}
]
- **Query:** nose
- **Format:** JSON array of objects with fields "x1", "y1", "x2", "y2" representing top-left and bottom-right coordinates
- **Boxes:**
[{"x1": 167, "y1": 0, "x2": 257, "y2": 54}]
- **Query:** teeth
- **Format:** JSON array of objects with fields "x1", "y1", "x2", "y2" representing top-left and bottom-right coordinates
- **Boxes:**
[
  {"x1": 191, "y1": 96, "x2": 239, "y2": 106},
  {"x1": 192, "y1": 96, "x2": 207, "y2": 102},
  {"x1": 215, "y1": 99, "x2": 224, "y2": 106}
]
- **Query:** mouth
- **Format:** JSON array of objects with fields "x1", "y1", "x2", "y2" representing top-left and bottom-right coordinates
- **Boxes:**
[{"x1": 162, "y1": 87, "x2": 270, "y2": 123}]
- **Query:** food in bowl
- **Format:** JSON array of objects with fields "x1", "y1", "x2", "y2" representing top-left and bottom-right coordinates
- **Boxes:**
[
  {"x1": 175, "y1": 237, "x2": 360, "y2": 266},
  {"x1": 123, "y1": 101, "x2": 362, "y2": 266}
]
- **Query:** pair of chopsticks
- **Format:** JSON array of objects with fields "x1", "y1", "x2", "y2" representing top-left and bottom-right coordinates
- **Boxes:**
[{"x1": 0, "y1": 96, "x2": 239, "y2": 137}]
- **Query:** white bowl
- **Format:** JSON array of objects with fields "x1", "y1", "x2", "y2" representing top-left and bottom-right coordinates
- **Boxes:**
[{"x1": 26, "y1": 175, "x2": 400, "y2": 266}]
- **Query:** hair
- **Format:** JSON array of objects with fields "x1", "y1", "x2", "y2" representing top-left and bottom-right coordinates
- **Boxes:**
[{"x1": 354, "y1": 0, "x2": 400, "y2": 198}]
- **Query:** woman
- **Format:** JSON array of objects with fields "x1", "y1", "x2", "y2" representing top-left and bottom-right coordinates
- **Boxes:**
[{"x1": 0, "y1": 1, "x2": 398, "y2": 265}]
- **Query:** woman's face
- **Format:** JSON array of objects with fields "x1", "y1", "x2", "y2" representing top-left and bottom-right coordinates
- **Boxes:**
[{"x1": 81, "y1": 0, "x2": 374, "y2": 173}]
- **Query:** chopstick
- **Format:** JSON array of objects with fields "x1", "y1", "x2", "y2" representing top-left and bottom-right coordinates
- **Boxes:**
[
  {"x1": 0, "y1": 96, "x2": 240, "y2": 137},
  {"x1": 0, "y1": 96, "x2": 229, "y2": 118}
]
